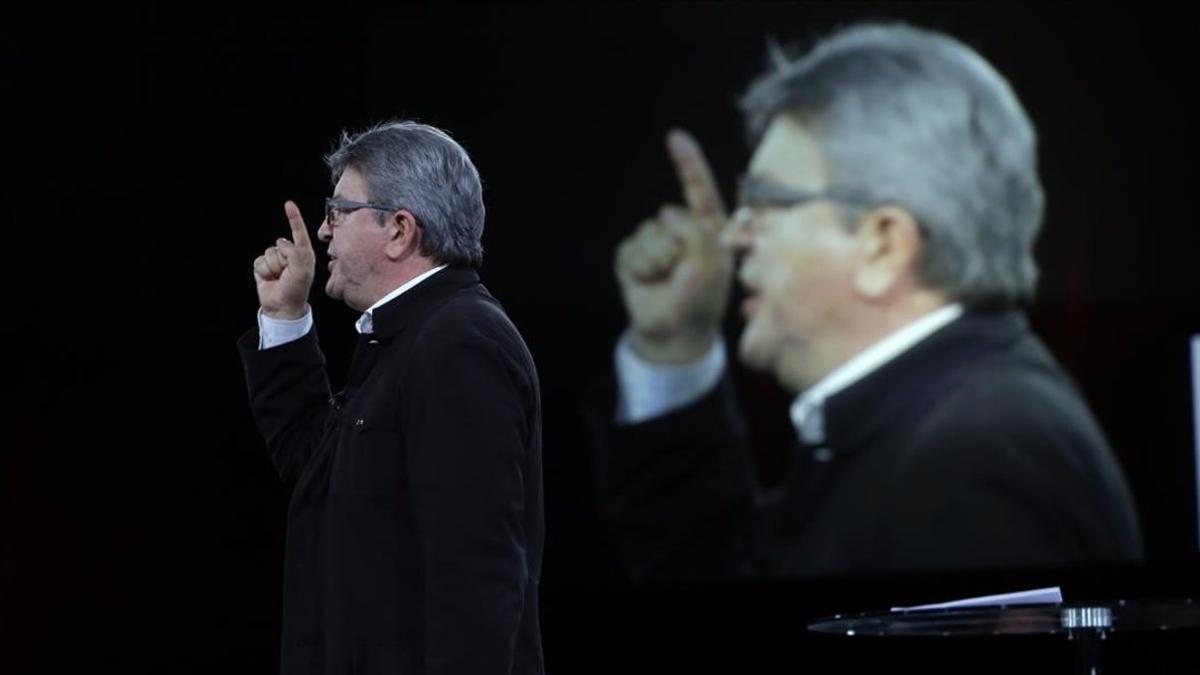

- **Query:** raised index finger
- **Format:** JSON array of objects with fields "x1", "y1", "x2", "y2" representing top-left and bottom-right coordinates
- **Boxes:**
[
  {"x1": 283, "y1": 200, "x2": 312, "y2": 251},
  {"x1": 667, "y1": 128, "x2": 727, "y2": 224}
]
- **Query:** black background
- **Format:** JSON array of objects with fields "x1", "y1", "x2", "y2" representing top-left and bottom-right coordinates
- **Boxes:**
[{"x1": 4, "y1": 3, "x2": 1198, "y2": 673}]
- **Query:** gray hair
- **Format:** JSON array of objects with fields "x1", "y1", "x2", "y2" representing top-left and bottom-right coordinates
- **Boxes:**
[
  {"x1": 741, "y1": 23, "x2": 1044, "y2": 306},
  {"x1": 325, "y1": 120, "x2": 485, "y2": 268}
]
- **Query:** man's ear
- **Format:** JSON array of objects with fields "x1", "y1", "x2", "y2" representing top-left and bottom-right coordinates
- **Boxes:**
[
  {"x1": 384, "y1": 209, "x2": 421, "y2": 261},
  {"x1": 852, "y1": 205, "x2": 923, "y2": 301}
]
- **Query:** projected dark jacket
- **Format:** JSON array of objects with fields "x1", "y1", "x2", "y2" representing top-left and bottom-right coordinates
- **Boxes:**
[
  {"x1": 238, "y1": 267, "x2": 544, "y2": 675},
  {"x1": 584, "y1": 309, "x2": 1143, "y2": 580}
]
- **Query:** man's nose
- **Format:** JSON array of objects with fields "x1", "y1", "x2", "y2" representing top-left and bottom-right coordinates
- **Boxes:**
[
  {"x1": 317, "y1": 218, "x2": 332, "y2": 243},
  {"x1": 719, "y1": 206, "x2": 753, "y2": 250}
]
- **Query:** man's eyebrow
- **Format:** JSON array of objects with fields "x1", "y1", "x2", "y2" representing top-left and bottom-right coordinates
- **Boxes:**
[
  {"x1": 743, "y1": 174, "x2": 798, "y2": 190},
  {"x1": 738, "y1": 175, "x2": 763, "y2": 196},
  {"x1": 739, "y1": 174, "x2": 792, "y2": 200},
  {"x1": 740, "y1": 174, "x2": 764, "y2": 190}
]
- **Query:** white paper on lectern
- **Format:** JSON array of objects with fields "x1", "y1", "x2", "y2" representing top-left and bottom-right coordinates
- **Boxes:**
[{"x1": 890, "y1": 586, "x2": 1063, "y2": 612}]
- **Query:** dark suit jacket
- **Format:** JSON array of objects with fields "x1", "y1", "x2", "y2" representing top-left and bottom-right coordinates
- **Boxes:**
[
  {"x1": 584, "y1": 309, "x2": 1143, "y2": 580},
  {"x1": 238, "y1": 267, "x2": 544, "y2": 675}
]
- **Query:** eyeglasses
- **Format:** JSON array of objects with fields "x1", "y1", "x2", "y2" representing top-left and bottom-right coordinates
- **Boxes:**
[
  {"x1": 736, "y1": 175, "x2": 879, "y2": 212},
  {"x1": 324, "y1": 197, "x2": 402, "y2": 226},
  {"x1": 732, "y1": 175, "x2": 921, "y2": 235}
]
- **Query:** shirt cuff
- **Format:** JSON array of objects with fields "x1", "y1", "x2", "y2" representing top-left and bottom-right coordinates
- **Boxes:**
[
  {"x1": 257, "y1": 306, "x2": 313, "y2": 350},
  {"x1": 613, "y1": 329, "x2": 726, "y2": 425}
]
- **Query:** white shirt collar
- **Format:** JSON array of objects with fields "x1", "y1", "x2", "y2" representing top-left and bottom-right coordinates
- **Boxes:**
[
  {"x1": 790, "y1": 303, "x2": 964, "y2": 447},
  {"x1": 354, "y1": 265, "x2": 448, "y2": 335}
]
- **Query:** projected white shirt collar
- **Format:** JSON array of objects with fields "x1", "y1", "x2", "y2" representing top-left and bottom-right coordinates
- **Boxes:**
[{"x1": 790, "y1": 303, "x2": 964, "y2": 453}]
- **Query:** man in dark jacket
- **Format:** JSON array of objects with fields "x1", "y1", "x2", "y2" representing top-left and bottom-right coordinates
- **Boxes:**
[
  {"x1": 587, "y1": 23, "x2": 1142, "y2": 580},
  {"x1": 239, "y1": 121, "x2": 543, "y2": 674}
]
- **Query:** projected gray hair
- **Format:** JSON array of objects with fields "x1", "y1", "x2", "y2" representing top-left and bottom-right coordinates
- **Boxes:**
[
  {"x1": 741, "y1": 24, "x2": 1044, "y2": 305},
  {"x1": 326, "y1": 120, "x2": 485, "y2": 268}
]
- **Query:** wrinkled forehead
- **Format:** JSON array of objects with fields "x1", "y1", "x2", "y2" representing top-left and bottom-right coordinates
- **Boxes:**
[
  {"x1": 331, "y1": 166, "x2": 369, "y2": 199},
  {"x1": 746, "y1": 114, "x2": 828, "y2": 193}
]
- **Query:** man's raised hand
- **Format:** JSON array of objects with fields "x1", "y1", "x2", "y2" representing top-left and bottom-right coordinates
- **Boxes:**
[
  {"x1": 253, "y1": 200, "x2": 316, "y2": 320},
  {"x1": 614, "y1": 129, "x2": 734, "y2": 364}
]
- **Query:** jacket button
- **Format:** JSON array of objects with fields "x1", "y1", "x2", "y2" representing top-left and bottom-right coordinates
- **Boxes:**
[{"x1": 355, "y1": 418, "x2": 364, "y2": 427}]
